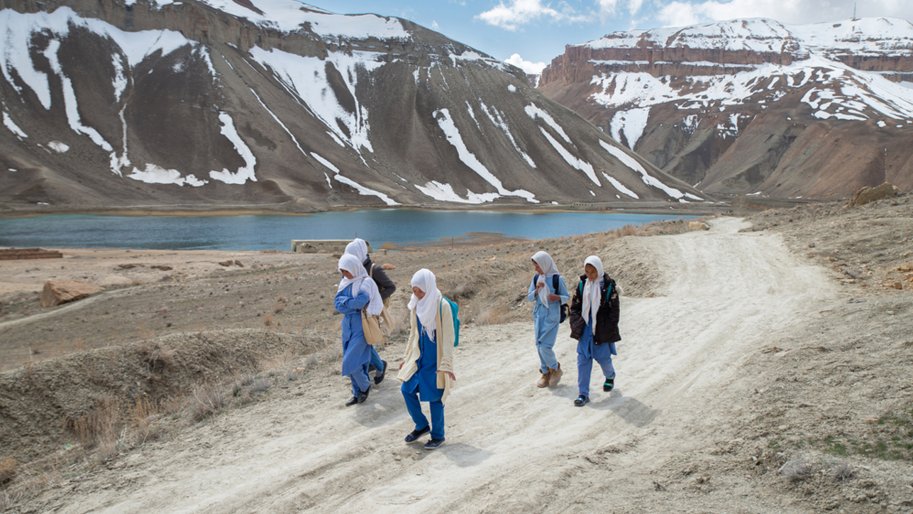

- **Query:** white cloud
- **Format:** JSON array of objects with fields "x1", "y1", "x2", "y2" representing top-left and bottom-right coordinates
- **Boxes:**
[
  {"x1": 656, "y1": 0, "x2": 913, "y2": 27},
  {"x1": 505, "y1": 53, "x2": 547, "y2": 74},
  {"x1": 477, "y1": 0, "x2": 587, "y2": 30},
  {"x1": 627, "y1": 0, "x2": 645, "y2": 16}
]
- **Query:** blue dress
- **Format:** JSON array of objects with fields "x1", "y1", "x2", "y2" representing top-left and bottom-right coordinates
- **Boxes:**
[
  {"x1": 527, "y1": 274, "x2": 569, "y2": 373},
  {"x1": 402, "y1": 319, "x2": 443, "y2": 402},
  {"x1": 334, "y1": 284, "x2": 372, "y2": 394}
]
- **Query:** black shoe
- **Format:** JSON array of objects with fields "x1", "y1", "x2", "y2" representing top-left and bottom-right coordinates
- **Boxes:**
[
  {"x1": 374, "y1": 360, "x2": 388, "y2": 385},
  {"x1": 356, "y1": 386, "x2": 370, "y2": 404},
  {"x1": 345, "y1": 396, "x2": 359, "y2": 407},
  {"x1": 603, "y1": 377, "x2": 615, "y2": 392},
  {"x1": 404, "y1": 426, "x2": 431, "y2": 443},
  {"x1": 424, "y1": 438, "x2": 445, "y2": 450},
  {"x1": 574, "y1": 395, "x2": 589, "y2": 407}
]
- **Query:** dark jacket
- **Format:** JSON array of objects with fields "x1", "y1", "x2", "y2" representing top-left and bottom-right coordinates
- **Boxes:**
[
  {"x1": 569, "y1": 273, "x2": 620, "y2": 344},
  {"x1": 364, "y1": 256, "x2": 396, "y2": 301}
]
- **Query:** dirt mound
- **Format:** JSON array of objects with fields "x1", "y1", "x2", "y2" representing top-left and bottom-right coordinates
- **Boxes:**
[{"x1": 0, "y1": 329, "x2": 319, "y2": 464}]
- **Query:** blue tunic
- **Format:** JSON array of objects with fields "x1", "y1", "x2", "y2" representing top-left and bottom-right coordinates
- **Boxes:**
[
  {"x1": 402, "y1": 319, "x2": 444, "y2": 402},
  {"x1": 527, "y1": 274, "x2": 570, "y2": 344},
  {"x1": 334, "y1": 284, "x2": 372, "y2": 377}
]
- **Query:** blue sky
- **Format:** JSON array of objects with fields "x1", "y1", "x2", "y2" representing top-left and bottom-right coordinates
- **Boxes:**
[{"x1": 307, "y1": 1, "x2": 913, "y2": 74}]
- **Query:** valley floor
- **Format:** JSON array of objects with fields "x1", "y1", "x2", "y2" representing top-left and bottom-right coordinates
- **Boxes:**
[{"x1": 1, "y1": 198, "x2": 912, "y2": 512}]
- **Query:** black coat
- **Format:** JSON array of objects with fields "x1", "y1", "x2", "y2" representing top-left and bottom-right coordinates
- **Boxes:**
[
  {"x1": 568, "y1": 273, "x2": 621, "y2": 344},
  {"x1": 364, "y1": 257, "x2": 396, "y2": 301}
]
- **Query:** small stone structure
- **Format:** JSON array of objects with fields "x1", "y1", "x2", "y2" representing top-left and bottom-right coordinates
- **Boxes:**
[
  {"x1": 0, "y1": 248, "x2": 63, "y2": 260},
  {"x1": 291, "y1": 240, "x2": 351, "y2": 254}
]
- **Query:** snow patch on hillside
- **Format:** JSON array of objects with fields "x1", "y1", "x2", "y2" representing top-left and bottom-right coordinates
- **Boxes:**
[
  {"x1": 2, "y1": 111, "x2": 27, "y2": 139},
  {"x1": 196, "y1": 0, "x2": 410, "y2": 39},
  {"x1": 599, "y1": 140, "x2": 692, "y2": 201},
  {"x1": 601, "y1": 172, "x2": 638, "y2": 199},
  {"x1": 311, "y1": 152, "x2": 398, "y2": 206},
  {"x1": 524, "y1": 103, "x2": 572, "y2": 144},
  {"x1": 539, "y1": 128, "x2": 599, "y2": 186},
  {"x1": 433, "y1": 108, "x2": 538, "y2": 203},
  {"x1": 250, "y1": 46, "x2": 384, "y2": 154},
  {"x1": 128, "y1": 164, "x2": 206, "y2": 187},
  {"x1": 479, "y1": 101, "x2": 536, "y2": 168},
  {"x1": 48, "y1": 141, "x2": 69, "y2": 153},
  {"x1": 609, "y1": 107, "x2": 649, "y2": 149},
  {"x1": 209, "y1": 112, "x2": 257, "y2": 184}
]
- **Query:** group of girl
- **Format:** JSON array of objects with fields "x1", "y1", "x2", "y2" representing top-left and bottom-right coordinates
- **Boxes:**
[{"x1": 334, "y1": 241, "x2": 619, "y2": 450}]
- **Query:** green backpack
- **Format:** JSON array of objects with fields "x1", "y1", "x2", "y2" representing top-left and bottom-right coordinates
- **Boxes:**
[{"x1": 439, "y1": 296, "x2": 461, "y2": 347}]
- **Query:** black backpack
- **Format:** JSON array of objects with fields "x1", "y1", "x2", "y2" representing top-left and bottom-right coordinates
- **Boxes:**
[{"x1": 533, "y1": 274, "x2": 568, "y2": 323}]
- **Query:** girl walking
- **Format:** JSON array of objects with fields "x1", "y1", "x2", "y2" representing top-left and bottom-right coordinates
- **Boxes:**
[
  {"x1": 334, "y1": 254, "x2": 383, "y2": 406},
  {"x1": 397, "y1": 269, "x2": 456, "y2": 450},
  {"x1": 527, "y1": 251, "x2": 569, "y2": 388},
  {"x1": 568, "y1": 255, "x2": 621, "y2": 407},
  {"x1": 345, "y1": 238, "x2": 396, "y2": 385}
]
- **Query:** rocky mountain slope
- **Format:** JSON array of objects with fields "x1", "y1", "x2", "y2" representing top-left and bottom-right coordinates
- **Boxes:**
[
  {"x1": 539, "y1": 17, "x2": 913, "y2": 199},
  {"x1": 0, "y1": 0, "x2": 702, "y2": 210}
]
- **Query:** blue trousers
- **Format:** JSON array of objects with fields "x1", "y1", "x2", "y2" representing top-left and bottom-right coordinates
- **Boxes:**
[
  {"x1": 369, "y1": 346, "x2": 384, "y2": 371},
  {"x1": 401, "y1": 382, "x2": 445, "y2": 440},
  {"x1": 577, "y1": 340, "x2": 616, "y2": 397},
  {"x1": 349, "y1": 364, "x2": 370, "y2": 396}
]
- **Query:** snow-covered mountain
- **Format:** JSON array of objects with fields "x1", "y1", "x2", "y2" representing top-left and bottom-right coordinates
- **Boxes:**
[
  {"x1": 0, "y1": 0, "x2": 702, "y2": 210},
  {"x1": 539, "y1": 17, "x2": 913, "y2": 198}
]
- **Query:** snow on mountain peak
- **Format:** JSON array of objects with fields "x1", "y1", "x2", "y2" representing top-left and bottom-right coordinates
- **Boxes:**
[{"x1": 195, "y1": 0, "x2": 410, "y2": 39}]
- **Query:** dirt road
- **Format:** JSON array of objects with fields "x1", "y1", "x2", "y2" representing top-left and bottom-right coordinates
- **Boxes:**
[{"x1": 35, "y1": 218, "x2": 838, "y2": 512}]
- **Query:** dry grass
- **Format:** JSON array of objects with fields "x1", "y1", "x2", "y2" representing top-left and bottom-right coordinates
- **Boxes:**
[
  {"x1": 474, "y1": 303, "x2": 511, "y2": 325},
  {"x1": 65, "y1": 396, "x2": 119, "y2": 449},
  {"x1": 190, "y1": 385, "x2": 226, "y2": 422}
]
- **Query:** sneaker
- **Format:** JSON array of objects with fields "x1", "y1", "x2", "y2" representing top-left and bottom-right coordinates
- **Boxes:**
[
  {"x1": 404, "y1": 426, "x2": 431, "y2": 443},
  {"x1": 536, "y1": 370, "x2": 550, "y2": 388},
  {"x1": 374, "y1": 360, "x2": 387, "y2": 385},
  {"x1": 423, "y1": 438, "x2": 445, "y2": 450},
  {"x1": 603, "y1": 377, "x2": 614, "y2": 392},
  {"x1": 574, "y1": 395, "x2": 589, "y2": 407},
  {"x1": 548, "y1": 364, "x2": 563, "y2": 387}
]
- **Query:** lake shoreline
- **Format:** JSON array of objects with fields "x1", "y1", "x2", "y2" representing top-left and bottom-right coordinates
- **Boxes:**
[{"x1": 0, "y1": 200, "x2": 731, "y2": 219}]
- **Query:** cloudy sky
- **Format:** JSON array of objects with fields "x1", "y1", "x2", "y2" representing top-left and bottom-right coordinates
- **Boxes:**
[{"x1": 308, "y1": 1, "x2": 913, "y2": 74}]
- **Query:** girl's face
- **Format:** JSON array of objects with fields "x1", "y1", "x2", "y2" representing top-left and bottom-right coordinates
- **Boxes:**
[
  {"x1": 412, "y1": 286, "x2": 426, "y2": 299},
  {"x1": 584, "y1": 264, "x2": 598, "y2": 281},
  {"x1": 532, "y1": 260, "x2": 544, "y2": 274},
  {"x1": 340, "y1": 269, "x2": 354, "y2": 280}
]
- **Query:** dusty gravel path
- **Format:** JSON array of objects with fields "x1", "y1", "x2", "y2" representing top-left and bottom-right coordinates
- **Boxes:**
[{"x1": 36, "y1": 217, "x2": 838, "y2": 512}]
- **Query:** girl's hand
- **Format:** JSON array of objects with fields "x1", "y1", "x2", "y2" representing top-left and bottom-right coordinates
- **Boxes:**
[
  {"x1": 535, "y1": 282, "x2": 545, "y2": 290},
  {"x1": 439, "y1": 371, "x2": 456, "y2": 381},
  {"x1": 547, "y1": 293, "x2": 560, "y2": 302},
  {"x1": 382, "y1": 263, "x2": 396, "y2": 270},
  {"x1": 398, "y1": 361, "x2": 404, "y2": 370}
]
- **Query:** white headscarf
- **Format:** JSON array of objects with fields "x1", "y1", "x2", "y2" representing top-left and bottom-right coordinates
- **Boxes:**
[
  {"x1": 337, "y1": 254, "x2": 383, "y2": 315},
  {"x1": 408, "y1": 268, "x2": 442, "y2": 338},
  {"x1": 531, "y1": 250, "x2": 559, "y2": 305},
  {"x1": 582, "y1": 255, "x2": 605, "y2": 331},
  {"x1": 344, "y1": 238, "x2": 369, "y2": 264}
]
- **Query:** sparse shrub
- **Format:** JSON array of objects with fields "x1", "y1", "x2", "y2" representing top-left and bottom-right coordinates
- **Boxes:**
[
  {"x1": 832, "y1": 462, "x2": 855, "y2": 482},
  {"x1": 140, "y1": 343, "x2": 175, "y2": 374},
  {"x1": 249, "y1": 378, "x2": 272, "y2": 395},
  {"x1": 475, "y1": 304, "x2": 510, "y2": 325},
  {"x1": 778, "y1": 458, "x2": 813, "y2": 483},
  {"x1": 190, "y1": 386, "x2": 225, "y2": 422},
  {"x1": 263, "y1": 314, "x2": 274, "y2": 327},
  {"x1": 0, "y1": 457, "x2": 17, "y2": 485}
]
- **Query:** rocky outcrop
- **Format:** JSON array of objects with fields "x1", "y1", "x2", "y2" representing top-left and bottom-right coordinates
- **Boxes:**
[
  {"x1": 849, "y1": 183, "x2": 901, "y2": 206},
  {"x1": 539, "y1": 17, "x2": 913, "y2": 199},
  {"x1": 40, "y1": 280, "x2": 102, "y2": 307}
]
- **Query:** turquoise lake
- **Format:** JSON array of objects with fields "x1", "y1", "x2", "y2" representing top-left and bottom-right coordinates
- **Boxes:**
[{"x1": 0, "y1": 210, "x2": 694, "y2": 250}]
